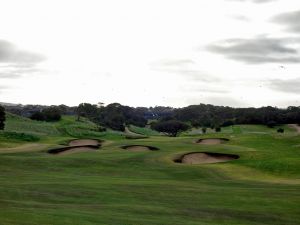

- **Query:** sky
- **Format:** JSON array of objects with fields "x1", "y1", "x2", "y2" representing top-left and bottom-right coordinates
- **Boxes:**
[{"x1": 1, "y1": 0, "x2": 300, "y2": 108}]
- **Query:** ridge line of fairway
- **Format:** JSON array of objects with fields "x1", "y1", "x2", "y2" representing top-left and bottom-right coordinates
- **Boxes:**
[
  {"x1": 0, "y1": 143, "x2": 51, "y2": 154},
  {"x1": 211, "y1": 164, "x2": 300, "y2": 185}
]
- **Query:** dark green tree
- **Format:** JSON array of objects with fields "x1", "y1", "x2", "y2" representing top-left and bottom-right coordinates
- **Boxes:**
[
  {"x1": 151, "y1": 120, "x2": 190, "y2": 137},
  {"x1": 30, "y1": 111, "x2": 46, "y2": 121},
  {"x1": 0, "y1": 105, "x2": 5, "y2": 130},
  {"x1": 42, "y1": 106, "x2": 61, "y2": 122}
]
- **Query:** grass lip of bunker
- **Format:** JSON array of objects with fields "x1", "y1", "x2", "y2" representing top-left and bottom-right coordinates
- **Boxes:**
[
  {"x1": 195, "y1": 138, "x2": 229, "y2": 145},
  {"x1": 174, "y1": 152, "x2": 239, "y2": 164},
  {"x1": 48, "y1": 139, "x2": 102, "y2": 154},
  {"x1": 120, "y1": 145, "x2": 159, "y2": 151}
]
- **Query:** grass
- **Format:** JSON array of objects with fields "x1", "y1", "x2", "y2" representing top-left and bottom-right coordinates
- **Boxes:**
[
  {"x1": 0, "y1": 114, "x2": 300, "y2": 224},
  {"x1": 128, "y1": 125, "x2": 162, "y2": 136}
]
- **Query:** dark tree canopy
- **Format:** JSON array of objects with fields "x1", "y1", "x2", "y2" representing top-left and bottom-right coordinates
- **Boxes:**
[
  {"x1": 5, "y1": 101, "x2": 300, "y2": 131},
  {"x1": 0, "y1": 105, "x2": 5, "y2": 130},
  {"x1": 30, "y1": 106, "x2": 61, "y2": 122},
  {"x1": 151, "y1": 120, "x2": 190, "y2": 137}
]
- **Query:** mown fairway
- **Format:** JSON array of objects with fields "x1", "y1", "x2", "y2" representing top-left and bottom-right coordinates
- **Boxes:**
[{"x1": 0, "y1": 116, "x2": 300, "y2": 225}]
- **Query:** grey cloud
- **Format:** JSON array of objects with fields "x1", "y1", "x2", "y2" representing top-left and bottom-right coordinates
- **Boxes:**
[
  {"x1": 154, "y1": 67, "x2": 220, "y2": 82},
  {"x1": 0, "y1": 40, "x2": 46, "y2": 79},
  {"x1": 0, "y1": 85, "x2": 10, "y2": 93},
  {"x1": 268, "y1": 78, "x2": 300, "y2": 93},
  {"x1": 229, "y1": 0, "x2": 277, "y2": 3},
  {"x1": 180, "y1": 85, "x2": 230, "y2": 94},
  {"x1": 0, "y1": 40, "x2": 45, "y2": 64},
  {"x1": 151, "y1": 59, "x2": 195, "y2": 68},
  {"x1": 231, "y1": 15, "x2": 250, "y2": 22},
  {"x1": 184, "y1": 95, "x2": 246, "y2": 107},
  {"x1": 151, "y1": 59, "x2": 219, "y2": 82},
  {"x1": 272, "y1": 10, "x2": 300, "y2": 33},
  {"x1": 206, "y1": 37, "x2": 300, "y2": 64},
  {"x1": 0, "y1": 67, "x2": 42, "y2": 79}
]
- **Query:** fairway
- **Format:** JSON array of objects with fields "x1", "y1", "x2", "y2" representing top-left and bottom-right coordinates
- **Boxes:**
[{"x1": 0, "y1": 117, "x2": 300, "y2": 225}]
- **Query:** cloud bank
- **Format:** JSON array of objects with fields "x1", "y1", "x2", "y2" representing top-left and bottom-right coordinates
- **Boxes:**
[
  {"x1": 206, "y1": 37, "x2": 300, "y2": 64},
  {"x1": 0, "y1": 40, "x2": 45, "y2": 79}
]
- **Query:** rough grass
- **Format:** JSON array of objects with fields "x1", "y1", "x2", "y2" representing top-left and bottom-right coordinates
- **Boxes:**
[
  {"x1": 5, "y1": 113, "x2": 60, "y2": 136},
  {"x1": 0, "y1": 118, "x2": 300, "y2": 225},
  {"x1": 128, "y1": 125, "x2": 162, "y2": 136}
]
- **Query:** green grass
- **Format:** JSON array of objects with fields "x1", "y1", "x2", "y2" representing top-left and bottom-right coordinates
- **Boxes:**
[
  {"x1": 0, "y1": 116, "x2": 300, "y2": 224},
  {"x1": 128, "y1": 125, "x2": 162, "y2": 136},
  {"x1": 3, "y1": 114, "x2": 125, "y2": 144},
  {"x1": 5, "y1": 113, "x2": 60, "y2": 136}
]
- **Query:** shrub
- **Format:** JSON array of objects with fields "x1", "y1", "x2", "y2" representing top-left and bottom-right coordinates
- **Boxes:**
[
  {"x1": 152, "y1": 120, "x2": 190, "y2": 137},
  {"x1": 1, "y1": 132, "x2": 40, "y2": 142},
  {"x1": 266, "y1": 121, "x2": 277, "y2": 128},
  {"x1": 30, "y1": 111, "x2": 45, "y2": 121},
  {"x1": 277, "y1": 128, "x2": 284, "y2": 133},
  {"x1": 0, "y1": 105, "x2": 5, "y2": 130}
]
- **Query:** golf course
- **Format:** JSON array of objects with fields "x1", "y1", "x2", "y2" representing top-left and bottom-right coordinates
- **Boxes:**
[{"x1": 0, "y1": 112, "x2": 299, "y2": 225}]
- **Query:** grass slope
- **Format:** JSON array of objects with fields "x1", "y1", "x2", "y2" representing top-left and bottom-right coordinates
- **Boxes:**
[
  {"x1": 1, "y1": 114, "x2": 125, "y2": 147},
  {"x1": 0, "y1": 117, "x2": 300, "y2": 224}
]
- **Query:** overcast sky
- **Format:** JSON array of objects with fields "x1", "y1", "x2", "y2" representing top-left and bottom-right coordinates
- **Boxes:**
[{"x1": 1, "y1": 0, "x2": 300, "y2": 107}]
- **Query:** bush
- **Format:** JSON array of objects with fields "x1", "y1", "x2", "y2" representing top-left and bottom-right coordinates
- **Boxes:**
[
  {"x1": 202, "y1": 127, "x2": 207, "y2": 134},
  {"x1": 0, "y1": 131, "x2": 40, "y2": 142},
  {"x1": 222, "y1": 120, "x2": 234, "y2": 127},
  {"x1": 215, "y1": 127, "x2": 221, "y2": 132},
  {"x1": 30, "y1": 106, "x2": 62, "y2": 122},
  {"x1": 0, "y1": 105, "x2": 5, "y2": 130},
  {"x1": 152, "y1": 120, "x2": 190, "y2": 137},
  {"x1": 30, "y1": 111, "x2": 45, "y2": 121},
  {"x1": 277, "y1": 128, "x2": 284, "y2": 133},
  {"x1": 42, "y1": 106, "x2": 61, "y2": 121},
  {"x1": 266, "y1": 121, "x2": 277, "y2": 128}
]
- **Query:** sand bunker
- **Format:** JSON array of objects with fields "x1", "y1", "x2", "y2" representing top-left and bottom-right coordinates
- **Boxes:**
[
  {"x1": 175, "y1": 152, "x2": 239, "y2": 164},
  {"x1": 121, "y1": 145, "x2": 159, "y2": 152},
  {"x1": 48, "y1": 139, "x2": 101, "y2": 154},
  {"x1": 68, "y1": 139, "x2": 100, "y2": 147},
  {"x1": 196, "y1": 138, "x2": 229, "y2": 145}
]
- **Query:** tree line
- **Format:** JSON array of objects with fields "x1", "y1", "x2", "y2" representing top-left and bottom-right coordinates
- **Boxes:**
[{"x1": 2, "y1": 102, "x2": 300, "y2": 135}]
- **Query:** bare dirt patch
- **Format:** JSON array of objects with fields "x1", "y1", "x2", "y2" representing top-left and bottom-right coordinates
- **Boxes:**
[
  {"x1": 121, "y1": 145, "x2": 159, "y2": 152},
  {"x1": 288, "y1": 124, "x2": 300, "y2": 133},
  {"x1": 195, "y1": 138, "x2": 229, "y2": 145},
  {"x1": 175, "y1": 152, "x2": 239, "y2": 164},
  {"x1": 48, "y1": 139, "x2": 101, "y2": 154}
]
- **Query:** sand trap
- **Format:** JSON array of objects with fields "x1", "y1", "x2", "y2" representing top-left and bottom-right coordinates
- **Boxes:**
[
  {"x1": 288, "y1": 124, "x2": 300, "y2": 133},
  {"x1": 68, "y1": 139, "x2": 100, "y2": 147},
  {"x1": 121, "y1": 145, "x2": 159, "y2": 152},
  {"x1": 57, "y1": 147, "x2": 98, "y2": 155},
  {"x1": 196, "y1": 138, "x2": 229, "y2": 145},
  {"x1": 175, "y1": 152, "x2": 239, "y2": 164},
  {"x1": 48, "y1": 139, "x2": 101, "y2": 154}
]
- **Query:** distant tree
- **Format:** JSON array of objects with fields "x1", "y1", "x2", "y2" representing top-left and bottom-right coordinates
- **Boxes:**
[
  {"x1": 277, "y1": 128, "x2": 284, "y2": 133},
  {"x1": 42, "y1": 106, "x2": 61, "y2": 122},
  {"x1": 215, "y1": 127, "x2": 221, "y2": 132},
  {"x1": 191, "y1": 120, "x2": 202, "y2": 128},
  {"x1": 104, "y1": 114, "x2": 125, "y2": 131},
  {"x1": 30, "y1": 111, "x2": 45, "y2": 121},
  {"x1": 222, "y1": 120, "x2": 234, "y2": 127},
  {"x1": 152, "y1": 120, "x2": 190, "y2": 137},
  {"x1": 0, "y1": 105, "x2": 5, "y2": 130},
  {"x1": 266, "y1": 121, "x2": 277, "y2": 128},
  {"x1": 76, "y1": 103, "x2": 98, "y2": 121},
  {"x1": 201, "y1": 127, "x2": 207, "y2": 134}
]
